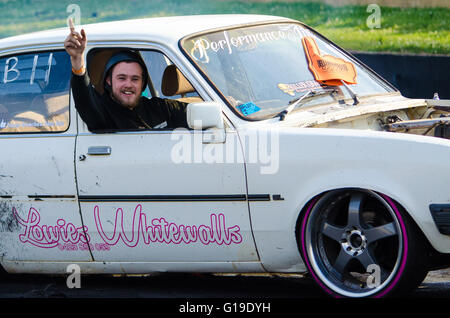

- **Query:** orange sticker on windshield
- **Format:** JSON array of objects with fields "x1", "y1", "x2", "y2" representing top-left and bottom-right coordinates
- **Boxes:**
[{"x1": 302, "y1": 36, "x2": 357, "y2": 86}]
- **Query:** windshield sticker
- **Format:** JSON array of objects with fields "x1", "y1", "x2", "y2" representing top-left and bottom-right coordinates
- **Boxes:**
[
  {"x1": 302, "y1": 36, "x2": 357, "y2": 85},
  {"x1": 278, "y1": 81, "x2": 323, "y2": 96},
  {"x1": 190, "y1": 26, "x2": 304, "y2": 64},
  {"x1": 237, "y1": 102, "x2": 261, "y2": 116}
]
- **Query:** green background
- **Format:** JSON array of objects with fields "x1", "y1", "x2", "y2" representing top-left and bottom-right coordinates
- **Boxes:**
[{"x1": 0, "y1": 0, "x2": 448, "y2": 54}]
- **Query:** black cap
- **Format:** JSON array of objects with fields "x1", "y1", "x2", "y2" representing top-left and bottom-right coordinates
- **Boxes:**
[{"x1": 102, "y1": 50, "x2": 148, "y2": 94}]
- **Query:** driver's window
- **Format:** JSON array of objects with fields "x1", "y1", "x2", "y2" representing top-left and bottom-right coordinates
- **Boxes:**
[
  {"x1": 86, "y1": 48, "x2": 203, "y2": 103},
  {"x1": 140, "y1": 50, "x2": 203, "y2": 103},
  {"x1": 80, "y1": 48, "x2": 203, "y2": 133}
]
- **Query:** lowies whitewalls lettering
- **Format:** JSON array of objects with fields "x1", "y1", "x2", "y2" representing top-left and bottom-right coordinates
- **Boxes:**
[
  {"x1": 94, "y1": 204, "x2": 242, "y2": 246},
  {"x1": 12, "y1": 205, "x2": 243, "y2": 251},
  {"x1": 13, "y1": 207, "x2": 89, "y2": 249}
]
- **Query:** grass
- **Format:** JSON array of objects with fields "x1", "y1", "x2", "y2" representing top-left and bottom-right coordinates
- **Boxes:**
[{"x1": 0, "y1": 0, "x2": 448, "y2": 54}]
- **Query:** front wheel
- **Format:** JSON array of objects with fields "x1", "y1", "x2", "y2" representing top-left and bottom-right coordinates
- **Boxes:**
[{"x1": 299, "y1": 189, "x2": 429, "y2": 298}]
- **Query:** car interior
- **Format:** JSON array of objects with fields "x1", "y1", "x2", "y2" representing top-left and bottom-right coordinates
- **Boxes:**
[{"x1": 87, "y1": 48, "x2": 203, "y2": 104}]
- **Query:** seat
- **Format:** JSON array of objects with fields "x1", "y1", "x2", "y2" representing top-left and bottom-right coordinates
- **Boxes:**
[
  {"x1": 87, "y1": 49, "x2": 125, "y2": 95},
  {"x1": 1, "y1": 93, "x2": 69, "y2": 133},
  {"x1": 161, "y1": 64, "x2": 203, "y2": 103}
]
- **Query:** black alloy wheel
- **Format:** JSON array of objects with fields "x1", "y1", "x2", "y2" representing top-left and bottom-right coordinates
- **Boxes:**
[{"x1": 299, "y1": 189, "x2": 429, "y2": 298}]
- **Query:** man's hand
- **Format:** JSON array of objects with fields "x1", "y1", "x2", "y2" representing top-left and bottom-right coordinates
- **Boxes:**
[{"x1": 64, "y1": 18, "x2": 87, "y2": 73}]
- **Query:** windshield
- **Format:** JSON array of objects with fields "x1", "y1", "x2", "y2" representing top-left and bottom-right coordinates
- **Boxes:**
[{"x1": 181, "y1": 23, "x2": 395, "y2": 120}]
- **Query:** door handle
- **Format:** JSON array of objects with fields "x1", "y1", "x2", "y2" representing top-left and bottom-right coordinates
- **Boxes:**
[{"x1": 87, "y1": 146, "x2": 112, "y2": 156}]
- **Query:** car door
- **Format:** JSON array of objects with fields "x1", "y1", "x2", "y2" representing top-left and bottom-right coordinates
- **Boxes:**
[
  {"x1": 74, "y1": 48, "x2": 259, "y2": 264},
  {"x1": 0, "y1": 49, "x2": 92, "y2": 267}
]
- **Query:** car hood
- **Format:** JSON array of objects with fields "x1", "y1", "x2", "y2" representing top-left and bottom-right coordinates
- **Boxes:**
[
  {"x1": 279, "y1": 93, "x2": 423, "y2": 127},
  {"x1": 264, "y1": 93, "x2": 450, "y2": 139}
]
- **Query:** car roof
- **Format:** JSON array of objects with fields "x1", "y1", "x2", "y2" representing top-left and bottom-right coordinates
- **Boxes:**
[{"x1": 0, "y1": 14, "x2": 293, "y2": 51}]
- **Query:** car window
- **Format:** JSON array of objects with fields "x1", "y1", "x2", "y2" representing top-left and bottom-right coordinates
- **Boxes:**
[
  {"x1": 82, "y1": 48, "x2": 202, "y2": 133},
  {"x1": 0, "y1": 50, "x2": 71, "y2": 133},
  {"x1": 140, "y1": 50, "x2": 201, "y2": 102},
  {"x1": 181, "y1": 23, "x2": 395, "y2": 120}
]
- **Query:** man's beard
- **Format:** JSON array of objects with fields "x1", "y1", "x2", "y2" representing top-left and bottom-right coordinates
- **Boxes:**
[{"x1": 110, "y1": 89, "x2": 141, "y2": 109}]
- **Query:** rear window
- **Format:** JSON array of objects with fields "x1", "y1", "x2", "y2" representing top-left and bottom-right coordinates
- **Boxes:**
[{"x1": 0, "y1": 50, "x2": 71, "y2": 133}]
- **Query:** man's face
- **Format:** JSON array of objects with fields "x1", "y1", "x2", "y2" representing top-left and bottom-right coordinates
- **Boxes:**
[{"x1": 106, "y1": 61, "x2": 144, "y2": 109}]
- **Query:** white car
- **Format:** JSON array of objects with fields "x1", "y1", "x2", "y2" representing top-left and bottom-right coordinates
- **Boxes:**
[{"x1": 0, "y1": 14, "x2": 449, "y2": 298}]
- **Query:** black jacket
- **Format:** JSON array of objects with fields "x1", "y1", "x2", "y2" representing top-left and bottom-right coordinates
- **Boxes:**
[{"x1": 71, "y1": 72, "x2": 188, "y2": 132}]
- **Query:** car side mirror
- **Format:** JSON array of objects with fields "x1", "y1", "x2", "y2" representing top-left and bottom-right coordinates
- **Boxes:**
[{"x1": 186, "y1": 102, "x2": 224, "y2": 130}]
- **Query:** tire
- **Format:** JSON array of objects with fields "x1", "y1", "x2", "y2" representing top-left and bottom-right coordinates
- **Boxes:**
[{"x1": 299, "y1": 189, "x2": 429, "y2": 298}]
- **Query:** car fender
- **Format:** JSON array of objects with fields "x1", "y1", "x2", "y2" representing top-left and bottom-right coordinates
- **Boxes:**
[{"x1": 241, "y1": 126, "x2": 450, "y2": 272}]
